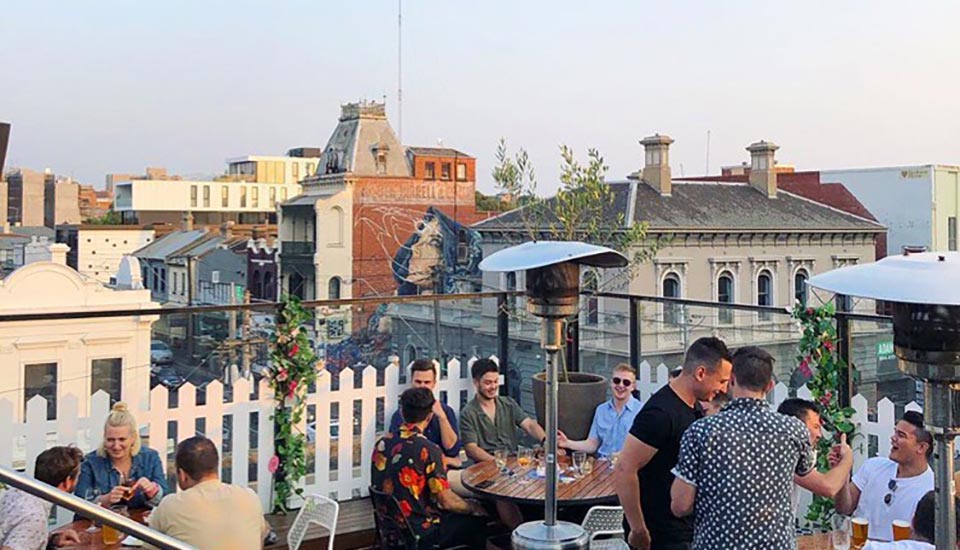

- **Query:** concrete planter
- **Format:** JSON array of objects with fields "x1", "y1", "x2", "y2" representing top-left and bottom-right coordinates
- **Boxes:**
[{"x1": 531, "y1": 372, "x2": 607, "y2": 441}]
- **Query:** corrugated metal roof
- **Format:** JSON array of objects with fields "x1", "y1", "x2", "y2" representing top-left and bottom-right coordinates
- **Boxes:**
[{"x1": 133, "y1": 230, "x2": 209, "y2": 260}]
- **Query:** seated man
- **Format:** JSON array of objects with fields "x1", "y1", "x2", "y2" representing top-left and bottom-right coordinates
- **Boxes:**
[
  {"x1": 834, "y1": 411, "x2": 934, "y2": 542},
  {"x1": 459, "y1": 358, "x2": 547, "y2": 462},
  {"x1": 388, "y1": 359, "x2": 461, "y2": 466},
  {"x1": 777, "y1": 398, "x2": 853, "y2": 516},
  {"x1": 372, "y1": 388, "x2": 487, "y2": 550},
  {"x1": 1, "y1": 446, "x2": 84, "y2": 550},
  {"x1": 558, "y1": 363, "x2": 641, "y2": 457},
  {"x1": 864, "y1": 490, "x2": 958, "y2": 549},
  {"x1": 148, "y1": 436, "x2": 268, "y2": 550}
]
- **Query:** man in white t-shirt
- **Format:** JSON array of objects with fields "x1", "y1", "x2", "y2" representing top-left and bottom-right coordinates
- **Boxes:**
[
  {"x1": 863, "y1": 490, "x2": 958, "y2": 550},
  {"x1": 834, "y1": 411, "x2": 934, "y2": 542}
]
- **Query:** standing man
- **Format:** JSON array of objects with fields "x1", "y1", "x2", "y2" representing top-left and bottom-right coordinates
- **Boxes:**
[
  {"x1": 833, "y1": 410, "x2": 934, "y2": 542},
  {"x1": 669, "y1": 346, "x2": 853, "y2": 550},
  {"x1": 615, "y1": 337, "x2": 732, "y2": 550},
  {"x1": 558, "y1": 363, "x2": 641, "y2": 457},
  {"x1": 388, "y1": 359, "x2": 462, "y2": 467},
  {"x1": 372, "y1": 388, "x2": 487, "y2": 550},
  {"x1": 459, "y1": 358, "x2": 547, "y2": 462}
]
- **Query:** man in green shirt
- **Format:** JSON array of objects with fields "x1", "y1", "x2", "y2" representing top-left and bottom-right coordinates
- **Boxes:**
[{"x1": 460, "y1": 358, "x2": 547, "y2": 462}]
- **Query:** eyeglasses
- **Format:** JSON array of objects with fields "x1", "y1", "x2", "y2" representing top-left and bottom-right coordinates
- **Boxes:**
[
  {"x1": 884, "y1": 479, "x2": 898, "y2": 506},
  {"x1": 612, "y1": 377, "x2": 634, "y2": 387}
]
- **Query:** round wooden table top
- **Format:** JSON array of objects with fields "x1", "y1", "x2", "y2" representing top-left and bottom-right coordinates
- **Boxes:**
[
  {"x1": 54, "y1": 508, "x2": 151, "y2": 549},
  {"x1": 796, "y1": 533, "x2": 830, "y2": 550},
  {"x1": 461, "y1": 456, "x2": 618, "y2": 506}
]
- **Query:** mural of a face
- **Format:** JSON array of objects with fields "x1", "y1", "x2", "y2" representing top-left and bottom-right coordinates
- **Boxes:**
[{"x1": 405, "y1": 217, "x2": 443, "y2": 289}]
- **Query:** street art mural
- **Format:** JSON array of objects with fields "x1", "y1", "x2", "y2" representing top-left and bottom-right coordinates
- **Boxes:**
[{"x1": 392, "y1": 206, "x2": 483, "y2": 295}]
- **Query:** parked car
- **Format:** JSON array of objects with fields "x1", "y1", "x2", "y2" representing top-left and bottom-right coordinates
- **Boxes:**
[
  {"x1": 150, "y1": 340, "x2": 174, "y2": 366},
  {"x1": 154, "y1": 371, "x2": 185, "y2": 390}
]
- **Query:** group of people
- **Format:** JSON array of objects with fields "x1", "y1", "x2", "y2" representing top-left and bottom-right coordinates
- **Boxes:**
[
  {"x1": 0, "y1": 402, "x2": 266, "y2": 550},
  {"x1": 616, "y1": 337, "x2": 946, "y2": 550}
]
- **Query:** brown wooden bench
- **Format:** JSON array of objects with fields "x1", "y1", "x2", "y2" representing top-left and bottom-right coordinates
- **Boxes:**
[{"x1": 265, "y1": 498, "x2": 377, "y2": 550}]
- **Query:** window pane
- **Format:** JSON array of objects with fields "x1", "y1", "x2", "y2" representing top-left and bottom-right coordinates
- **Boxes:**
[
  {"x1": 222, "y1": 186, "x2": 229, "y2": 207},
  {"x1": 456, "y1": 163, "x2": 467, "y2": 181},
  {"x1": 25, "y1": 362, "x2": 57, "y2": 420},
  {"x1": 794, "y1": 271, "x2": 808, "y2": 305},
  {"x1": 190, "y1": 185, "x2": 197, "y2": 208},
  {"x1": 441, "y1": 163, "x2": 451, "y2": 180},
  {"x1": 92, "y1": 358, "x2": 122, "y2": 404},
  {"x1": 718, "y1": 274, "x2": 733, "y2": 324},
  {"x1": 203, "y1": 186, "x2": 210, "y2": 207}
]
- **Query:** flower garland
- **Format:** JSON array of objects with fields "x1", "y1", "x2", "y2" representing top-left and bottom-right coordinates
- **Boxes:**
[
  {"x1": 792, "y1": 301, "x2": 858, "y2": 529},
  {"x1": 266, "y1": 295, "x2": 320, "y2": 514}
]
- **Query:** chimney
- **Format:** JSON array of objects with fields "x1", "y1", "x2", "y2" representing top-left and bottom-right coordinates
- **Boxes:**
[
  {"x1": 181, "y1": 212, "x2": 194, "y2": 231},
  {"x1": 640, "y1": 134, "x2": 674, "y2": 196},
  {"x1": 220, "y1": 221, "x2": 234, "y2": 238},
  {"x1": 746, "y1": 140, "x2": 779, "y2": 198},
  {"x1": 24, "y1": 236, "x2": 69, "y2": 266}
]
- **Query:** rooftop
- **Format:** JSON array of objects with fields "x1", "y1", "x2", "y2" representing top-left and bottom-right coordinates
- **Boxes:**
[{"x1": 406, "y1": 147, "x2": 474, "y2": 159}]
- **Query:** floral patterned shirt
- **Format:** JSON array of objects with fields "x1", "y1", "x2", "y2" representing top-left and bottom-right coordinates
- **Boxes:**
[{"x1": 371, "y1": 424, "x2": 450, "y2": 542}]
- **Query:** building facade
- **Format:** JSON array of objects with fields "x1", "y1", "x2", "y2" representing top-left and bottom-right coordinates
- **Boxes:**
[
  {"x1": 55, "y1": 225, "x2": 156, "y2": 284},
  {"x1": 44, "y1": 177, "x2": 81, "y2": 227},
  {"x1": 6, "y1": 168, "x2": 46, "y2": 226}
]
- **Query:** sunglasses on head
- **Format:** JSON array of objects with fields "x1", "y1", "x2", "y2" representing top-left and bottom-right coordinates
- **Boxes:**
[{"x1": 612, "y1": 377, "x2": 633, "y2": 387}]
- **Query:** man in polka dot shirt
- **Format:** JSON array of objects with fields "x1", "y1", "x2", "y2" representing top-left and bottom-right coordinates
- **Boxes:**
[{"x1": 670, "y1": 346, "x2": 852, "y2": 550}]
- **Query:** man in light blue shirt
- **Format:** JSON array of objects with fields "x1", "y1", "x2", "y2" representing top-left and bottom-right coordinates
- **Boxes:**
[{"x1": 558, "y1": 363, "x2": 641, "y2": 457}]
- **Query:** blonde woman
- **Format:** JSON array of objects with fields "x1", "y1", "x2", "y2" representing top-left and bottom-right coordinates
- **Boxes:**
[{"x1": 74, "y1": 402, "x2": 168, "y2": 509}]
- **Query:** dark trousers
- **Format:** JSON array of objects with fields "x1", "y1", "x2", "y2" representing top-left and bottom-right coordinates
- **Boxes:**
[
  {"x1": 623, "y1": 525, "x2": 692, "y2": 550},
  {"x1": 432, "y1": 512, "x2": 487, "y2": 549}
]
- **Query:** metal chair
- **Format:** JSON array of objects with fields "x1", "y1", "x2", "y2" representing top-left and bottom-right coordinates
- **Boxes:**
[
  {"x1": 370, "y1": 486, "x2": 423, "y2": 550},
  {"x1": 287, "y1": 493, "x2": 340, "y2": 550},
  {"x1": 581, "y1": 505, "x2": 629, "y2": 550}
]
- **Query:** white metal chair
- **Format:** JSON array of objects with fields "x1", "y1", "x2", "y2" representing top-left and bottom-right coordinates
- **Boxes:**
[
  {"x1": 581, "y1": 505, "x2": 629, "y2": 550},
  {"x1": 287, "y1": 494, "x2": 340, "y2": 550}
]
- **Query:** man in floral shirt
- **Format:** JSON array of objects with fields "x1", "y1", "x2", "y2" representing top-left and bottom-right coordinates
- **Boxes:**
[{"x1": 372, "y1": 388, "x2": 487, "y2": 549}]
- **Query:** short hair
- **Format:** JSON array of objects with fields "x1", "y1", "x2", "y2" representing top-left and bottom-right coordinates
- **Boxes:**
[
  {"x1": 410, "y1": 359, "x2": 437, "y2": 377},
  {"x1": 912, "y1": 490, "x2": 960, "y2": 543},
  {"x1": 777, "y1": 398, "x2": 821, "y2": 422},
  {"x1": 731, "y1": 346, "x2": 775, "y2": 392},
  {"x1": 400, "y1": 387, "x2": 436, "y2": 425},
  {"x1": 471, "y1": 358, "x2": 499, "y2": 381},
  {"x1": 35, "y1": 446, "x2": 83, "y2": 487},
  {"x1": 682, "y1": 337, "x2": 732, "y2": 374},
  {"x1": 175, "y1": 436, "x2": 219, "y2": 481},
  {"x1": 902, "y1": 410, "x2": 933, "y2": 459},
  {"x1": 613, "y1": 363, "x2": 637, "y2": 378},
  {"x1": 98, "y1": 402, "x2": 141, "y2": 457}
]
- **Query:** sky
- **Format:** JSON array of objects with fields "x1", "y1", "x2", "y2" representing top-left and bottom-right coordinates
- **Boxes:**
[{"x1": 2, "y1": 1, "x2": 959, "y2": 194}]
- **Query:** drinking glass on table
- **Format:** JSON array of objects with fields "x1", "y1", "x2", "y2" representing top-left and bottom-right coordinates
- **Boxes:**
[
  {"x1": 609, "y1": 451, "x2": 621, "y2": 467},
  {"x1": 851, "y1": 517, "x2": 869, "y2": 549},
  {"x1": 494, "y1": 449, "x2": 508, "y2": 472},
  {"x1": 830, "y1": 515, "x2": 851, "y2": 550},
  {"x1": 83, "y1": 487, "x2": 101, "y2": 532},
  {"x1": 102, "y1": 505, "x2": 129, "y2": 546},
  {"x1": 572, "y1": 451, "x2": 587, "y2": 478},
  {"x1": 581, "y1": 456, "x2": 594, "y2": 476},
  {"x1": 516, "y1": 446, "x2": 533, "y2": 485},
  {"x1": 892, "y1": 519, "x2": 911, "y2": 541}
]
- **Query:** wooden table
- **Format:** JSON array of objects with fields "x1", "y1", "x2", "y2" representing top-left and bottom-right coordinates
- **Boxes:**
[
  {"x1": 797, "y1": 533, "x2": 830, "y2": 550},
  {"x1": 461, "y1": 456, "x2": 617, "y2": 506},
  {"x1": 54, "y1": 509, "x2": 150, "y2": 549}
]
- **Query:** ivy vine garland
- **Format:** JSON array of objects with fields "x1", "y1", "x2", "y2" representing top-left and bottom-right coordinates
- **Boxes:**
[
  {"x1": 792, "y1": 301, "x2": 859, "y2": 529},
  {"x1": 267, "y1": 295, "x2": 320, "y2": 514}
]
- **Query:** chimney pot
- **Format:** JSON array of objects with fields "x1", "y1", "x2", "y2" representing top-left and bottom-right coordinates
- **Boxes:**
[
  {"x1": 182, "y1": 212, "x2": 195, "y2": 231},
  {"x1": 746, "y1": 140, "x2": 779, "y2": 198},
  {"x1": 639, "y1": 134, "x2": 674, "y2": 196}
]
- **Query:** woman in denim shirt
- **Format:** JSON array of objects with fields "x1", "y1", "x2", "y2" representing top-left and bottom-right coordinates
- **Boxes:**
[{"x1": 74, "y1": 402, "x2": 168, "y2": 510}]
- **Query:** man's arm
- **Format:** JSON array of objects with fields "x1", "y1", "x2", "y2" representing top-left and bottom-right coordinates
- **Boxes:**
[
  {"x1": 435, "y1": 402, "x2": 460, "y2": 457},
  {"x1": 557, "y1": 431, "x2": 600, "y2": 454},
  {"x1": 464, "y1": 442, "x2": 494, "y2": 462},
  {"x1": 436, "y1": 489, "x2": 486, "y2": 516},
  {"x1": 614, "y1": 435, "x2": 659, "y2": 545},
  {"x1": 519, "y1": 417, "x2": 546, "y2": 443},
  {"x1": 459, "y1": 410, "x2": 493, "y2": 462},
  {"x1": 795, "y1": 439, "x2": 853, "y2": 498},
  {"x1": 833, "y1": 479, "x2": 862, "y2": 516},
  {"x1": 670, "y1": 477, "x2": 697, "y2": 517}
]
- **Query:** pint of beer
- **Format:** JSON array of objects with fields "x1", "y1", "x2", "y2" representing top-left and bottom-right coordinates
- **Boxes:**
[
  {"x1": 852, "y1": 517, "x2": 869, "y2": 548},
  {"x1": 892, "y1": 519, "x2": 911, "y2": 541}
]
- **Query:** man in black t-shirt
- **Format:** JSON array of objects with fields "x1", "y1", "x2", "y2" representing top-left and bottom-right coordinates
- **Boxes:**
[{"x1": 615, "y1": 337, "x2": 732, "y2": 550}]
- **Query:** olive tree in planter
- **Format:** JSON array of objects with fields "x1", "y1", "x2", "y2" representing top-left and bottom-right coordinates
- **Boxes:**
[{"x1": 492, "y1": 141, "x2": 661, "y2": 439}]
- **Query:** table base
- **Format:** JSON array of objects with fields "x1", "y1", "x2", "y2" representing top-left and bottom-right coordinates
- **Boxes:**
[{"x1": 511, "y1": 520, "x2": 589, "y2": 550}]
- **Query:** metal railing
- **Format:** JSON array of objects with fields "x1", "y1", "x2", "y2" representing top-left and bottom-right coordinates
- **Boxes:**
[{"x1": 0, "y1": 465, "x2": 196, "y2": 550}]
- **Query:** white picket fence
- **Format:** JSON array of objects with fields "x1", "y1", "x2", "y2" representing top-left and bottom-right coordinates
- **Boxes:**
[{"x1": 1, "y1": 358, "x2": 920, "y2": 527}]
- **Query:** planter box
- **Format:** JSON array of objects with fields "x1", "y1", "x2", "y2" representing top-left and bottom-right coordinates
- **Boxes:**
[{"x1": 531, "y1": 372, "x2": 607, "y2": 441}]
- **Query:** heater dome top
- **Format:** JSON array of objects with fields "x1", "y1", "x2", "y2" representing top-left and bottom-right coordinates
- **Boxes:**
[
  {"x1": 479, "y1": 241, "x2": 628, "y2": 273},
  {"x1": 807, "y1": 251, "x2": 960, "y2": 305}
]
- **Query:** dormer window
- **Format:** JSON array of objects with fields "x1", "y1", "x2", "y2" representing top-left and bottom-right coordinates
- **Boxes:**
[{"x1": 373, "y1": 141, "x2": 390, "y2": 175}]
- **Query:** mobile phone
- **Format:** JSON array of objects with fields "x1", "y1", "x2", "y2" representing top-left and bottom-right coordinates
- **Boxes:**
[{"x1": 474, "y1": 479, "x2": 495, "y2": 490}]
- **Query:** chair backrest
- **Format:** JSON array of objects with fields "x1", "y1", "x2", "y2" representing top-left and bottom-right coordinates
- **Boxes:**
[
  {"x1": 287, "y1": 494, "x2": 340, "y2": 550},
  {"x1": 581, "y1": 505, "x2": 625, "y2": 540},
  {"x1": 369, "y1": 486, "x2": 420, "y2": 550}
]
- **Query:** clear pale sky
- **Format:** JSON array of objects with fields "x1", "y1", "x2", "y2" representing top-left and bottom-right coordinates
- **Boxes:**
[{"x1": 2, "y1": 1, "x2": 958, "y2": 194}]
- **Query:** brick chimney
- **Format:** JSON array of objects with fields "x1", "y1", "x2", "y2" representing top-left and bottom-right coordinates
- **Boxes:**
[
  {"x1": 181, "y1": 212, "x2": 194, "y2": 231},
  {"x1": 640, "y1": 134, "x2": 674, "y2": 196},
  {"x1": 746, "y1": 140, "x2": 779, "y2": 198}
]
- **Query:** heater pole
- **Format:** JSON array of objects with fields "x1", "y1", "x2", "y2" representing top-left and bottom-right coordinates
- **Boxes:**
[
  {"x1": 934, "y1": 434, "x2": 956, "y2": 550},
  {"x1": 542, "y1": 317, "x2": 563, "y2": 526}
]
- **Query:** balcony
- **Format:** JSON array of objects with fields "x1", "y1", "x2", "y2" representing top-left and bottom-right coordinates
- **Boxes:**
[{"x1": 280, "y1": 241, "x2": 315, "y2": 256}]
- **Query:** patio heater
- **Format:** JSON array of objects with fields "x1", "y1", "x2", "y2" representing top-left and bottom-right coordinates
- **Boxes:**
[
  {"x1": 480, "y1": 241, "x2": 627, "y2": 550},
  {"x1": 808, "y1": 251, "x2": 960, "y2": 550}
]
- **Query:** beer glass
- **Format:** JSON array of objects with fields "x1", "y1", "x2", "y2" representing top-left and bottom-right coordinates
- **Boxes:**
[
  {"x1": 892, "y1": 519, "x2": 911, "y2": 541},
  {"x1": 102, "y1": 505, "x2": 129, "y2": 545},
  {"x1": 851, "y1": 517, "x2": 869, "y2": 549},
  {"x1": 830, "y1": 515, "x2": 851, "y2": 550}
]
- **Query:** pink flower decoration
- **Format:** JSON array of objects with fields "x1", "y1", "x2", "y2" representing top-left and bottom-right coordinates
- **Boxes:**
[
  {"x1": 268, "y1": 455, "x2": 280, "y2": 474},
  {"x1": 287, "y1": 379, "x2": 298, "y2": 399},
  {"x1": 798, "y1": 360, "x2": 813, "y2": 378},
  {"x1": 276, "y1": 368, "x2": 288, "y2": 382}
]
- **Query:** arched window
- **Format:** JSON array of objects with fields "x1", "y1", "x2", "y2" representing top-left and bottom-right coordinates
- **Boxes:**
[
  {"x1": 663, "y1": 273, "x2": 681, "y2": 326},
  {"x1": 330, "y1": 206, "x2": 344, "y2": 246},
  {"x1": 582, "y1": 270, "x2": 599, "y2": 326},
  {"x1": 328, "y1": 276, "x2": 342, "y2": 301},
  {"x1": 757, "y1": 270, "x2": 773, "y2": 321},
  {"x1": 289, "y1": 273, "x2": 305, "y2": 300},
  {"x1": 717, "y1": 272, "x2": 734, "y2": 325},
  {"x1": 794, "y1": 269, "x2": 809, "y2": 306}
]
